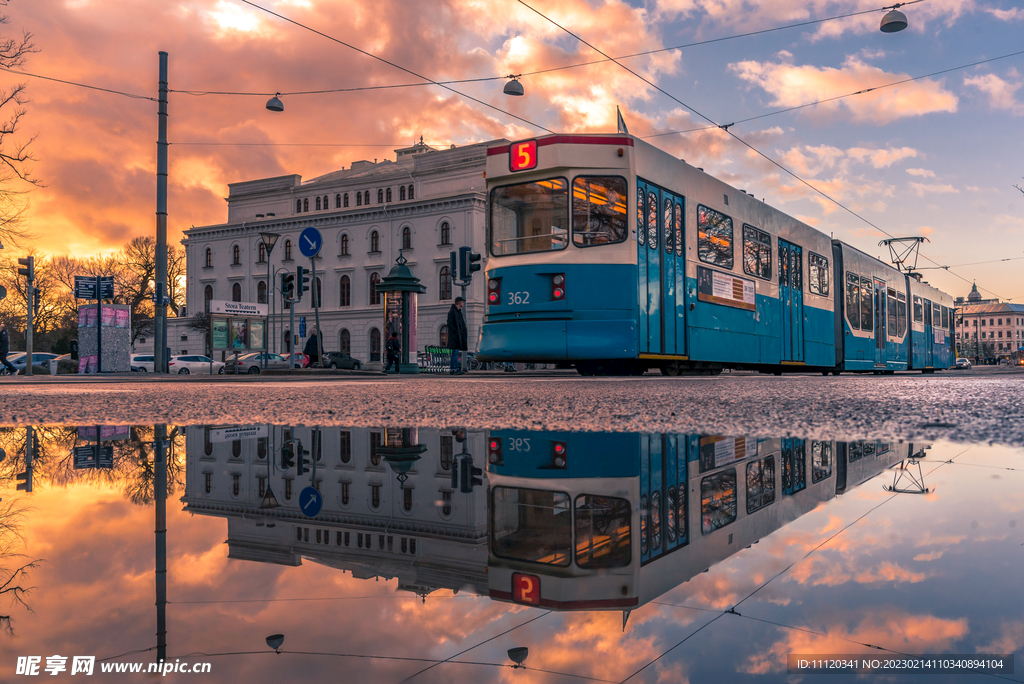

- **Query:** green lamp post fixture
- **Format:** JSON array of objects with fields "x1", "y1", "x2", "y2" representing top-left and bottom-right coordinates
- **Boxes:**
[
  {"x1": 380, "y1": 428, "x2": 428, "y2": 484},
  {"x1": 376, "y1": 253, "x2": 426, "y2": 374}
]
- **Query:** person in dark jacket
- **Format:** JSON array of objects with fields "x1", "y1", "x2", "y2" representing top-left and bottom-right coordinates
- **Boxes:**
[
  {"x1": 0, "y1": 323, "x2": 15, "y2": 375},
  {"x1": 384, "y1": 331, "x2": 401, "y2": 374},
  {"x1": 303, "y1": 328, "x2": 320, "y2": 367},
  {"x1": 446, "y1": 297, "x2": 468, "y2": 374}
]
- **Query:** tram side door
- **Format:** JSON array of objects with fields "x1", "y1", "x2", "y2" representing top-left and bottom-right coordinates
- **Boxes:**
[
  {"x1": 923, "y1": 300, "x2": 933, "y2": 367},
  {"x1": 637, "y1": 180, "x2": 662, "y2": 354},
  {"x1": 661, "y1": 192, "x2": 686, "y2": 358},
  {"x1": 874, "y1": 279, "x2": 886, "y2": 366},
  {"x1": 778, "y1": 239, "x2": 805, "y2": 363}
]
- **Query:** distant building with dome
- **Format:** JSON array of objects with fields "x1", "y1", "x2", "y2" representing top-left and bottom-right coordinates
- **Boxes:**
[{"x1": 954, "y1": 283, "x2": 1024, "y2": 362}]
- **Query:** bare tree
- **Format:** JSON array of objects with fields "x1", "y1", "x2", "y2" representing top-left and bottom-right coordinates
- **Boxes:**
[
  {"x1": 0, "y1": 500, "x2": 42, "y2": 635},
  {"x1": 0, "y1": 7, "x2": 39, "y2": 247}
]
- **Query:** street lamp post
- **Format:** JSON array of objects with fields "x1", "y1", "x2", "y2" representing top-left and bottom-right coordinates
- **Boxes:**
[{"x1": 259, "y1": 233, "x2": 280, "y2": 371}]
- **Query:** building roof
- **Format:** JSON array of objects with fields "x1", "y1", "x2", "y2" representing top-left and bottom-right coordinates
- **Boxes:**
[{"x1": 959, "y1": 301, "x2": 1024, "y2": 315}]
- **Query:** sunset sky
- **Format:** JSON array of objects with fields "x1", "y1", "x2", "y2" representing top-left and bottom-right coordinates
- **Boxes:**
[{"x1": 3, "y1": 0, "x2": 1023, "y2": 300}]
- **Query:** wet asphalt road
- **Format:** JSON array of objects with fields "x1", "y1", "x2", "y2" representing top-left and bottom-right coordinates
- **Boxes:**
[{"x1": 0, "y1": 367, "x2": 1022, "y2": 445}]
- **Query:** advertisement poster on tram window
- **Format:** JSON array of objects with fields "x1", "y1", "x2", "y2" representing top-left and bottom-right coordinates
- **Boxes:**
[
  {"x1": 699, "y1": 436, "x2": 755, "y2": 472},
  {"x1": 248, "y1": 319, "x2": 265, "y2": 350},
  {"x1": 101, "y1": 306, "x2": 115, "y2": 327},
  {"x1": 231, "y1": 319, "x2": 248, "y2": 349},
  {"x1": 934, "y1": 329, "x2": 945, "y2": 344},
  {"x1": 697, "y1": 266, "x2": 756, "y2": 311},
  {"x1": 114, "y1": 309, "x2": 130, "y2": 329},
  {"x1": 211, "y1": 317, "x2": 229, "y2": 349}
]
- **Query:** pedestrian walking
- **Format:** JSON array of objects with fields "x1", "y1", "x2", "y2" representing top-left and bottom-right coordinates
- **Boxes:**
[
  {"x1": 0, "y1": 322, "x2": 15, "y2": 375},
  {"x1": 446, "y1": 296, "x2": 468, "y2": 374},
  {"x1": 384, "y1": 331, "x2": 401, "y2": 374},
  {"x1": 303, "y1": 328, "x2": 320, "y2": 368}
]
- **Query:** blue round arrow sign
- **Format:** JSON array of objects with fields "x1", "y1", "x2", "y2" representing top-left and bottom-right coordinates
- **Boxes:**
[
  {"x1": 299, "y1": 226, "x2": 323, "y2": 259},
  {"x1": 298, "y1": 486, "x2": 323, "y2": 518}
]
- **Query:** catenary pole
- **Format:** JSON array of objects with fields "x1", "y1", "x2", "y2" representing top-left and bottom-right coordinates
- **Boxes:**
[{"x1": 154, "y1": 51, "x2": 169, "y2": 373}]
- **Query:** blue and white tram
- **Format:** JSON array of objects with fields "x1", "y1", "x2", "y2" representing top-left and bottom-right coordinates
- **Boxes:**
[
  {"x1": 486, "y1": 430, "x2": 919, "y2": 612},
  {"x1": 478, "y1": 133, "x2": 954, "y2": 374}
]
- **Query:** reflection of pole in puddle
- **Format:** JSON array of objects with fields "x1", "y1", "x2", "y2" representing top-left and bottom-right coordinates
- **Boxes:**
[{"x1": 154, "y1": 425, "x2": 167, "y2": 663}]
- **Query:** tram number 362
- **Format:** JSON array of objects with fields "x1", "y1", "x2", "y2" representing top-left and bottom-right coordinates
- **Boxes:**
[
  {"x1": 508, "y1": 292, "x2": 530, "y2": 305},
  {"x1": 507, "y1": 438, "x2": 531, "y2": 452}
]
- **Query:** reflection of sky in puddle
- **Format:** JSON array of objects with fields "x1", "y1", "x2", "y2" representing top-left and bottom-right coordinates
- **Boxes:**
[{"x1": 0, "y1": 427, "x2": 1020, "y2": 683}]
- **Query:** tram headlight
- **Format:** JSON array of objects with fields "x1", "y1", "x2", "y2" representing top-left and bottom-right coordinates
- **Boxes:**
[
  {"x1": 551, "y1": 274, "x2": 565, "y2": 300},
  {"x1": 488, "y1": 278, "x2": 501, "y2": 304}
]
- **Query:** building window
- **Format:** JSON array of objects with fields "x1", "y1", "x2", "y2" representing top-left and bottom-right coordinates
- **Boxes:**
[
  {"x1": 339, "y1": 430, "x2": 351, "y2": 464},
  {"x1": 204, "y1": 285, "x2": 213, "y2": 313},
  {"x1": 400, "y1": 186, "x2": 406, "y2": 201},
  {"x1": 440, "y1": 221, "x2": 450, "y2": 245},
  {"x1": 441, "y1": 491, "x2": 452, "y2": 516},
  {"x1": 439, "y1": 325, "x2": 448, "y2": 347},
  {"x1": 284, "y1": 330, "x2": 291, "y2": 347},
  {"x1": 204, "y1": 427, "x2": 213, "y2": 455},
  {"x1": 258, "y1": 476, "x2": 266, "y2": 497},
  {"x1": 344, "y1": 193, "x2": 350, "y2": 208},
  {"x1": 232, "y1": 473, "x2": 240, "y2": 496},
  {"x1": 258, "y1": 243, "x2": 266, "y2": 262},
  {"x1": 336, "y1": 193, "x2": 342, "y2": 208},
  {"x1": 439, "y1": 266, "x2": 452, "y2": 300},
  {"x1": 377, "y1": 189, "x2": 384, "y2": 203},
  {"x1": 369, "y1": 272, "x2": 381, "y2": 305},
  {"x1": 232, "y1": 245, "x2": 240, "y2": 265},
  {"x1": 232, "y1": 283, "x2": 241, "y2": 301},
  {"x1": 303, "y1": 198, "x2": 309, "y2": 212},
  {"x1": 316, "y1": 197, "x2": 321, "y2": 211},
  {"x1": 284, "y1": 479, "x2": 292, "y2": 500},
  {"x1": 386, "y1": 188, "x2": 392, "y2": 202},
  {"x1": 439, "y1": 435, "x2": 453, "y2": 471},
  {"x1": 407, "y1": 184, "x2": 414, "y2": 200},
  {"x1": 258, "y1": 281, "x2": 267, "y2": 304},
  {"x1": 370, "y1": 328, "x2": 381, "y2": 362},
  {"x1": 340, "y1": 234, "x2": 349, "y2": 256},
  {"x1": 403, "y1": 487, "x2": 413, "y2": 512},
  {"x1": 284, "y1": 240, "x2": 292, "y2": 260},
  {"x1": 341, "y1": 481, "x2": 350, "y2": 505},
  {"x1": 339, "y1": 275, "x2": 351, "y2": 307},
  {"x1": 204, "y1": 473, "x2": 212, "y2": 494},
  {"x1": 323, "y1": 195, "x2": 328, "y2": 209},
  {"x1": 296, "y1": 199, "x2": 302, "y2": 213},
  {"x1": 258, "y1": 437, "x2": 267, "y2": 459},
  {"x1": 205, "y1": 248, "x2": 212, "y2": 268},
  {"x1": 402, "y1": 226, "x2": 412, "y2": 250},
  {"x1": 340, "y1": 328, "x2": 351, "y2": 354},
  {"x1": 370, "y1": 484, "x2": 381, "y2": 508},
  {"x1": 364, "y1": 190, "x2": 370, "y2": 205},
  {"x1": 356, "y1": 192, "x2": 362, "y2": 207},
  {"x1": 370, "y1": 230, "x2": 379, "y2": 252}
]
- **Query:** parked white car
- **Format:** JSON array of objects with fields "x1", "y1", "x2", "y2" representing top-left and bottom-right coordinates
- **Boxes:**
[
  {"x1": 131, "y1": 354, "x2": 156, "y2": 372},
  {"x1": 168, "y1": 355, "x2": 225, "y2": 375}
]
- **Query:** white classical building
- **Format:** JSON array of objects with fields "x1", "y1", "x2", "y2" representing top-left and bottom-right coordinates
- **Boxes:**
[{"x1": 181, "y1": 138, "x2": 505, "y2": 365}]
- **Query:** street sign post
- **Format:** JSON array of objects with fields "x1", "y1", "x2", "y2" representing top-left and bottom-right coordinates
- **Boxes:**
[
  {"x1": 298, "y1": 486, "x2": 323, "y2": 518},
  {"x1": 298, "y1": 227, "x2": 322, "y2": 259},
  {"x1": 299, "y1": 226, "x2": 324, "y2": 366}
]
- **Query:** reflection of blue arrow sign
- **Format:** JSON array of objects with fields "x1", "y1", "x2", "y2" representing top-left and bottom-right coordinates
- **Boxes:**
[
  {"x1": 299, "y1": 486, "x2": 323, "y2": 518},
  {"x1": 299, "y1": 226, "x2": 323, "y2": 259}
]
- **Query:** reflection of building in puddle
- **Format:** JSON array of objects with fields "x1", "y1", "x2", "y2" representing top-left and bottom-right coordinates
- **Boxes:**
[{"x1": 182, "y1": 426, "x2": 489, "y2": 597}]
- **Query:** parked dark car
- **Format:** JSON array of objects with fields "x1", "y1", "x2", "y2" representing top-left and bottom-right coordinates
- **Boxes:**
[{"x1": 322, "y1": 351, "x2": 361, "y2": 370}]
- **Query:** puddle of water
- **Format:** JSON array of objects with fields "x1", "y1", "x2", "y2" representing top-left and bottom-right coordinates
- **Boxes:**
[{"x1": 0, "y1": 426, "x2": 1020, "y2": 683}]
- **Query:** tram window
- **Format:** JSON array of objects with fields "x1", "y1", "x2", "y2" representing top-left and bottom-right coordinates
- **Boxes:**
[
  {"x1": 745, "y1": 456, "x2": 775, "y2": 514},
  {"x1": 489, "y1": 178, "x2": 569, "y2": 256},
  {"x1": 781, "y1": 440, "x2": 807, "y2": 496},
  {"x1": 845, "y1": 272, "x2": 860, "y2": 330},
  {"x1": 675, "y1": 200, "x2": 683, "y2": 256},
  {"x1": 575, "y1": 495, "x2": 631, "y2": 569},
  {"x1": 697, "y1": 204, "x2": 733, "y2": 269},
  {"x1": 941, "y1": 305, "x2": 949, "y2": 329},
  {"x1": 701, "y1": 469, "x2": 737, "y2": 535},
  {"x1": 887, "y1": 288, "x2": 897, "y2": 337},
  {"x1": 742, "y1": 225, "x2": 771, "y2": 280},
  {"x1": 859, "y1": 276, "x2": 873, "y2": 332},
  {"x1": 491, "y1": 487, "x2": 571, "y2": 567},
  {"x1": 924, "y1": 300, "x2": 933, "y2": 327},
  {"x1": 646, "y1": 190, "x2": 658, "y2": 250},
  {"x1": 663, "y1": 197, "x2": 674, "y2": 254},
  {"x1": 897, "y1": 292, "x2": 907, "y2": 338},
  {"x1": 571, "y1": 176, "x2": 627, "y2": 247},
  {"x1": 913, "y1": 295, "x2": 923, "y2": 323},
  {"x1": 808, "y1": 252, "x2": 829, "y2": 296},
  {"x1": 811, "y1": 441, "x2": 833, "y2": 483}
]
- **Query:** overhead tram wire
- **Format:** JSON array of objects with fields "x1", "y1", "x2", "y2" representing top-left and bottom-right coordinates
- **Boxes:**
[
  {"x1": 0, "y1": 65, "x2": 156, "y2": 101},
  {"x1": 235, "y1": 0, "x2": 554, "y2": 135},
  {"x1": 515, "y1": 0, "x2": 1007, "y2": 301}
]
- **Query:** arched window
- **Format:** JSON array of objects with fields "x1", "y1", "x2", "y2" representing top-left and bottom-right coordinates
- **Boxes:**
[
  {"x1": 258, "y1": 243, "x2": 266, "y2": 262},
  {"x1": 204, "y1": 285, "x2": 213, "y2": 312},
  {"x1": 303, "y1": 198, "x2": 309, "y2": 212},
  {"x1": 363, "y1": 190, "x2": 369, "y2": 205},
  {"x1": 232, "y1": 245, "x2": 240, "y2": 265},
  {"x1": 440, "y1": 221, "x2": 450, "y2": 245},
  {"x1": 315, "y1": 197, "x2": 321, "y2": 210},
  {"x1": 370, "y1": 483, "x2": 381, "y2": 509},
  {"x1": 386, "y1": 188, "x2": 392, "y2": 202},
  {"x1": 377, "y1": 189, "x2": 384, "y2": 204},
  {"x1": 258, "y1": 280, "x2": 267, "y2": 304},
  {"x1": 403, "y1": 487, "x2": 413, "y2": 512},
  {"x1": 370, "y1": 230, "x2": 379, "y2": 252},
  {"x1": 439, "y1": 266, "x2": 452, "y2": 300},
  {"x1": 369, "y1": 272, "x2": 381, "y2": 305},
  {"x1": 356, "y1": 192, "x2": 362, "y2": 207},
  {"x1": 284, "y1": 240, "x2": 292, "y2": 260},
  {"x1": 284, "y1": 330, "x2": 291, "y2": 347},
  {"x1": 296, "y1": 199, "x2": 302, "y2": 213},
  {"x1": 343, "y1": 193, "x2": 349, "y2": 208},
  {"x1": 439, "y1": 325, "x2": 448, "y2": 347},
  {"x1": 400, "y1": 186, "x2": 406, "y2": 201},
  {"x1": 313, "y1": 277, "x2": 322, "y2": 308},
  {"x1": 407, "y1": 184, "x2": 414, "y2": 200},
  {"x1": 336, "y1": 193, "x2": 342, "y2": 208},
  {"x1": 402, "y1": 226, "x2": 412, "y2": 250},
  {"x1": 204, "y1": 248, "x2": 212, "y2": 268},
  {"x1": 370, "y1": 328, "x2": 381, "y2": 361},
  {"x1": 323, "y1": 195, "x2": 328, "y2": 209},
  {"x1": 339, "y1": 275, "x2": 351, "y2": 307},
  {"x1": 232, "y1": 283, "x2": 241, "y2": 301},
  {"x1": 232, "y1": 440, "x2": 242, "y2": 458},
  {"x1": 340, "y1": 234, "x2": 349, "y2": 256},
  {"x1": 340, "y1": 329, "x2": 351, "y2": 354}
]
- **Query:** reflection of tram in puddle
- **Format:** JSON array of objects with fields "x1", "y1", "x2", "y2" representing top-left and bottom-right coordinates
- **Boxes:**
[{"x1": 487, "y1": 432, "x2": 925, "y2": 612}]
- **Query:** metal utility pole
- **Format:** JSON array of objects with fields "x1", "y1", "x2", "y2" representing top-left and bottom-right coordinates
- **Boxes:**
[
  {"x1": 154, "y1": 425, "x2": 168, "y2": 662},
  {"x1": 154, "y1": 51, "x2": 169, "y2": 374}
]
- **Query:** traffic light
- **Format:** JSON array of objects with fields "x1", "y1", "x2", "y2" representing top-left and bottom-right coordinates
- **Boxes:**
[
  {"x1": 459, "y1": 456, "x2": 483, "y2": 493},
  {"x1": 297, "y1": 265, "x2": 310, "y2": 301},
  {"x1": 449, "y1": 251, "x2": 457, "y2": 282},
  {"x1": 281, "y1": 272, "x2": 295, "y2": 300},
  {"x1": 458, "y1": 246, "x2": 481, "y2": 282},
  {"x1": 295, "y1": 440, "x2": 311, "y2": 476},
  {"x1": 17, "y1": 256, "x2": 34, "y2": 282},
  {"x1": 32, "y1": 286, "x2": 40, "y2": 317},
  {"x1": 280, "y1": 441, "x2": 295, "y2": 471}
]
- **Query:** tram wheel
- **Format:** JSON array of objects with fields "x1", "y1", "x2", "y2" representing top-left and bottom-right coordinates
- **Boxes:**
[
  {"x1": 832, "y1": 370, "x2": 841, "y2": 376},
  {"x1": 662, "y1": 361, "x2": 682, "y2": 376},
  {"x1": 576, "y1": 362, "x2": 597, "y2": 377},
  {"x1": 773, "y1": 370, "x2": 782, "y2": 376},
  {"x1": 821, "y1": 371, "x2": 829, "y2": 376}
]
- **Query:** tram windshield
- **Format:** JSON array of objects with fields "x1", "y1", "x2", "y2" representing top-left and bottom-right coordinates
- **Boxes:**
[
  {"x1": 491, "y1": 487, "x2": 572, "y2": 566},
  {"x1": 572, "y1": 176, "x2": 628, "y2": 247},
  {"x1": 489, "y1": 178, "x2": 569, "y2": 256}
]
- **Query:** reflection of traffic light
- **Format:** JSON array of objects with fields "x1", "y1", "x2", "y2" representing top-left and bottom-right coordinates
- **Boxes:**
[
  {"x1": 297, "y1": 266, "x2": 310, "y2": 300},
  {"x1": 295, "y1": 440, "x2": 311, "y2": 476},
  {"x1": 459, "y1": 456, "x2": 483, "y2": 493},
  {"x1": 280, "y1": 441, "x2": 295, "y2": 471},
  {"x1": 16, "y1": 467, "x2": 31, "y2": 492},
  {"x1": 17, "y1": 256, "x2": 34, "y2": 281},
  {"x1": 281, "y1": 272, "x2": 295, "y2": 301},
  {"x1": 450, "y1": 458, "x2": 459, "y2": 489}
]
